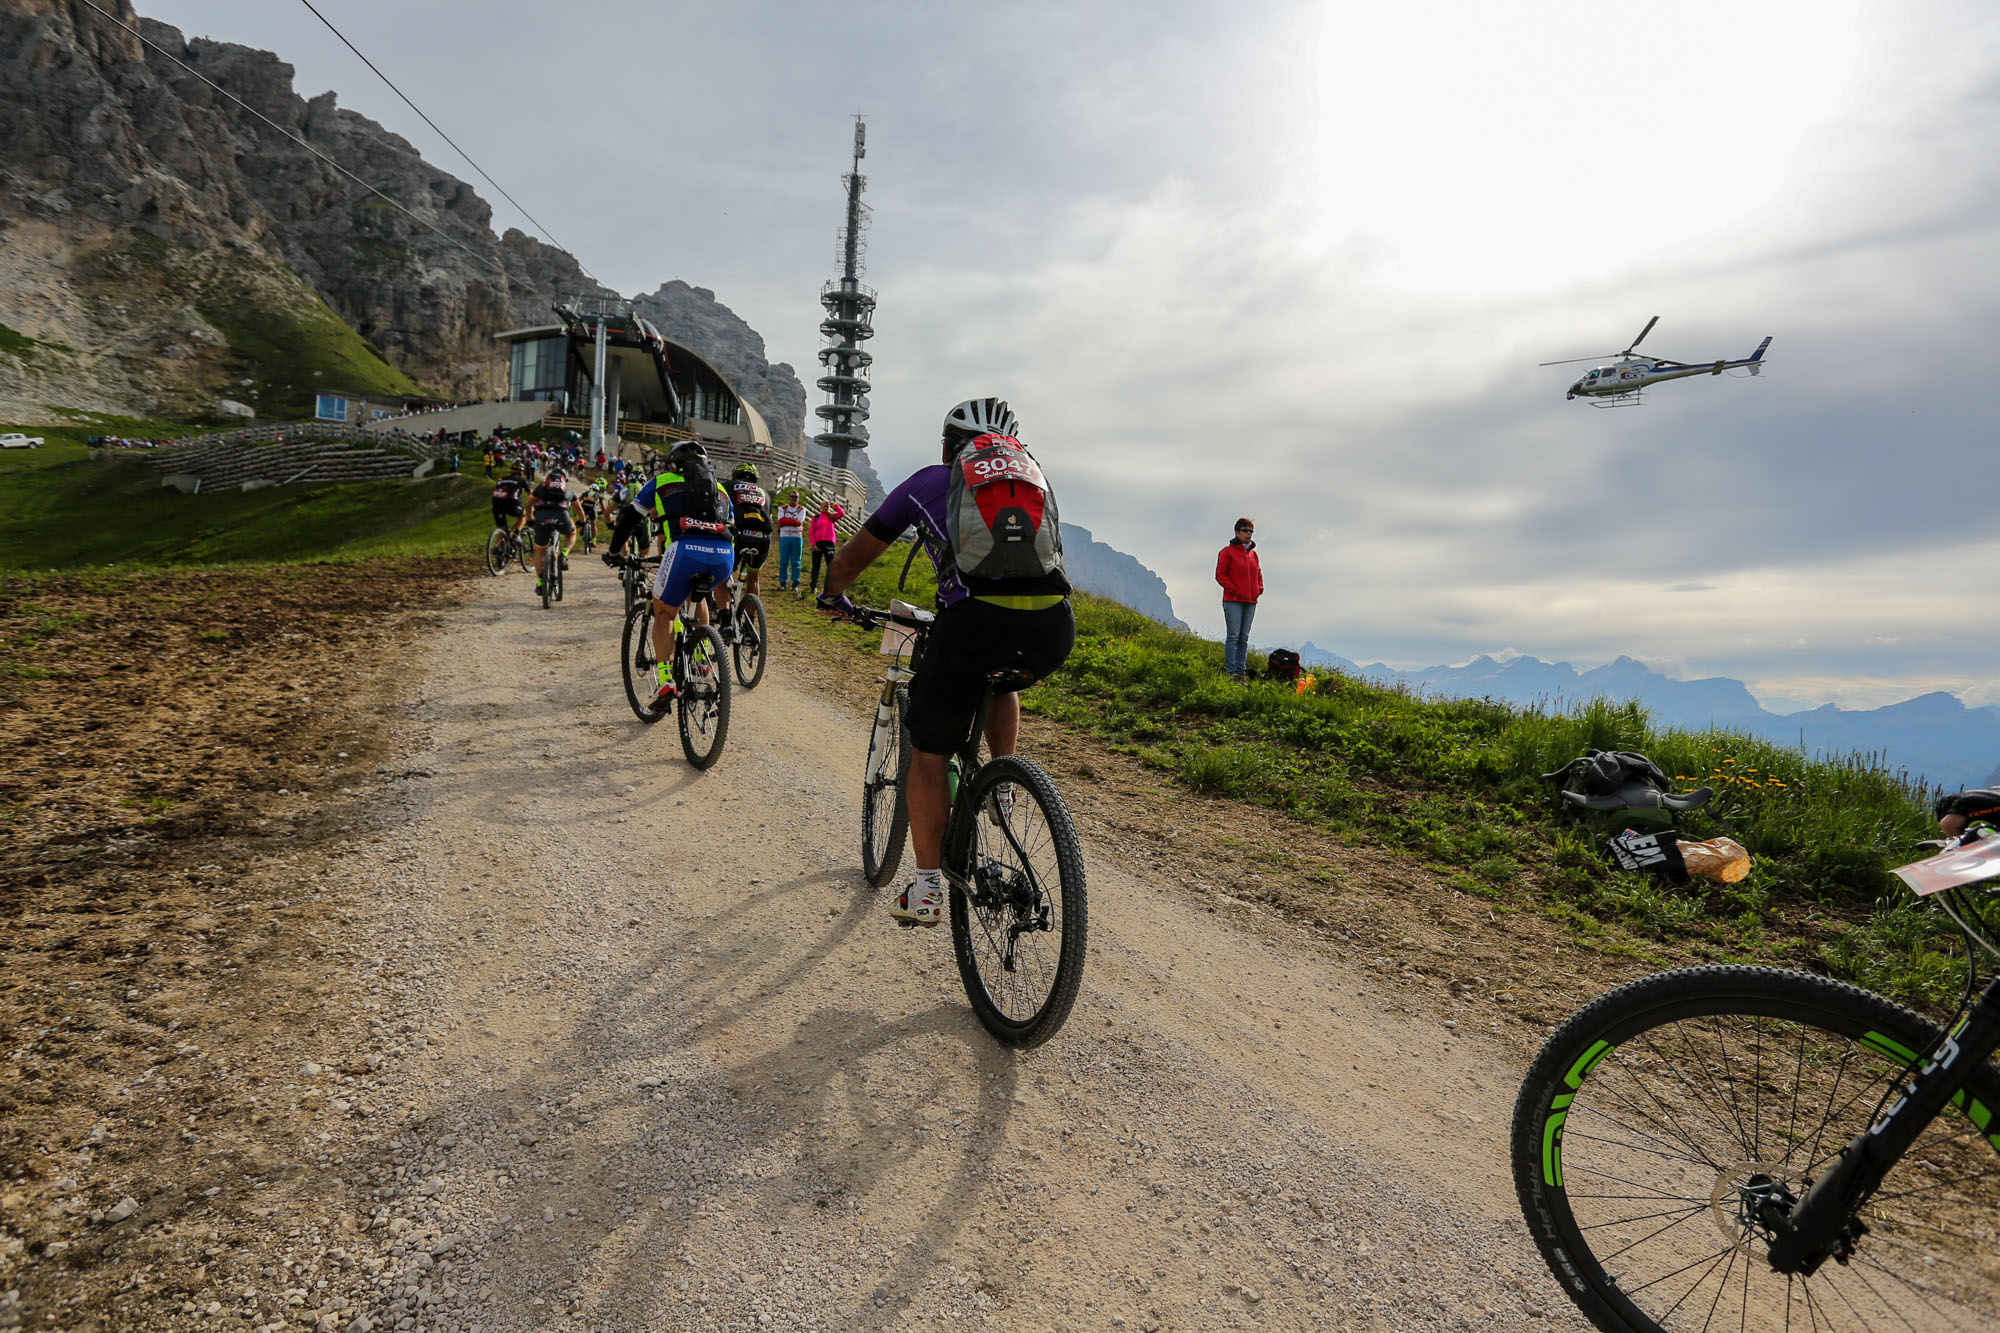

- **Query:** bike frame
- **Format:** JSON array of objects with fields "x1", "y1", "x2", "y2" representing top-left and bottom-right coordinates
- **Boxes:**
[{"x1": 1769, "y1": 926, "x2": 2000, "y2": 1273}]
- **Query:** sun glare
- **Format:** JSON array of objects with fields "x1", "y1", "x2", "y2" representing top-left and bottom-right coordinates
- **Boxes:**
[{"x1": 1277, "y1": 1, "x2": 1866, "y2": 294}]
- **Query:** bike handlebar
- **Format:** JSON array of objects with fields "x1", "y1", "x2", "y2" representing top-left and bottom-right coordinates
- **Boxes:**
[{"x1": 852, "y1": 604, "x2": 934, "y2": 632}]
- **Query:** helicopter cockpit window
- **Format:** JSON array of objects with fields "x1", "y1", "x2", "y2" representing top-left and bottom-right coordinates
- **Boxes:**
[{"x1": 1586, "y1": 370, "x2": 1600, "y2": 379}]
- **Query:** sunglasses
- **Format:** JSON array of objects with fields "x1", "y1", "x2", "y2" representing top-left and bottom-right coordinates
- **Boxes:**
[{"x1": 1236, "y1": 526, "x2": 1255, "y2": 534}]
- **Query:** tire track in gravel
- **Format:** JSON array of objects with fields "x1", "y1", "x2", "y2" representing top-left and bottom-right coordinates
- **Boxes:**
[{"x1": 313, "y1": 564, "x2": 1590, "y2": 1333}]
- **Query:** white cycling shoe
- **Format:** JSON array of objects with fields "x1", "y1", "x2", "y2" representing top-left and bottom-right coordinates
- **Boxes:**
[{"x1": 890, "y1": 878, "x2": 946, "y2": 927}]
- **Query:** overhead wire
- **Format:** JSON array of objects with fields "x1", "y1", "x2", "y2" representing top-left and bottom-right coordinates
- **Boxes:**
[
  {"x1": 69, "y1": 0, "x2": 505, "y2": 280},
  {"x1": 292, "y1": 0, "x2": 597, "y2": 284}
]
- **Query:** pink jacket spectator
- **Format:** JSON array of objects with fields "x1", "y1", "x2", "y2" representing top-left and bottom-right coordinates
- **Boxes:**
[{"x1": 808, "y1": 505, "x2": 845, "y2": 545}]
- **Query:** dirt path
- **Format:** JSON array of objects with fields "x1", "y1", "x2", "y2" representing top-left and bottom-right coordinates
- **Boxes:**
[{"x1": 230, "y1": 563, "x2": 1588, "y2": 1333}]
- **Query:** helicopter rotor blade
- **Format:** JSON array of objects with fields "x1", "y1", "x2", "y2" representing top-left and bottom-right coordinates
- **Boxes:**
[
  {"x1": 1623, "y1": 315, "x2": 1660, "y2": 355},
  {"x1": 1538, "y1": 353, "x2": 1614, "y2": 366}
]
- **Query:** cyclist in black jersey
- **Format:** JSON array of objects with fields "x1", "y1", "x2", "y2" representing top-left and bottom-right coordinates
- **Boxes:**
[
  {"x1": 724, "y1": 464, "x2": 773, "y2": 638},
  {"x1": 530, "y1": 468, "x2": 583, "y2": 596},
  {"x1": 491, "y1": 464, "x2": 531, "y2": 537}
]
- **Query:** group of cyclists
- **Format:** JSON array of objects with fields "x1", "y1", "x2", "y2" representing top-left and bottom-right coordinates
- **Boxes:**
[{"x1": 486, "y1": 398, "x2": 1077, "y2": 929}]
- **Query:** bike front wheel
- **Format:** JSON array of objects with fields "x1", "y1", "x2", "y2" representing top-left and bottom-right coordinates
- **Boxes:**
[
  {"x1": 946, "y1": 755, "x2": 1087, "y2": 1048},
  {"x1": 677, "y1": 624, "x2": 731, "y2": 769},
  {"x1": 514, "y1": 533, "x2": 532, "y2": 573},
  {"x1": 1511, "y1": 965, "x2": 2000, "y2": 1333},
  {"x1": 733, "y1": 593, "x2": 768, "y2": 690},
  {"x1": 621, "y1": 601, "x2": 665, "y2": 724},
  {"x1": 860, "y1": 683, "x2": 911, "y2": 888}
]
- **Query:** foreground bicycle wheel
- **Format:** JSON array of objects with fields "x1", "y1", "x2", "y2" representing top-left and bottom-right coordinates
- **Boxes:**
[
  {"x1": 1511, "y1": 965, "x2": 2000, "y2": 1332},
  {"x1": 732, "y1": 593, "x2": 768, "y2": 690},
  {"x1": 483, "y1": 528, "x2": 508, "y2": 576},
  {"x1": 620, "y1": 601, "x2": 665, "y2": 724},
  {"x1": 677, "y1": 624, "x2": 731, "y2": 769},
  {"x1": 860, "y1": 683, "x2": 911, "y2": 888},
  {"x1": 947, "y1": 756, "x2": 1087, "y2": 1048}
]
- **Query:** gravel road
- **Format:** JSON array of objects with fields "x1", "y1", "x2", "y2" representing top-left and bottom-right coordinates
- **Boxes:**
[{"x1": 300, "y1": 563, "x2": 1588, "y2": 1333}]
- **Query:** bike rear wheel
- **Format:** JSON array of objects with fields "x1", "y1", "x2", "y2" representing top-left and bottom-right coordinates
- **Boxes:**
[
  {"x1": 733, "y1": 593, "x2": 768, "y2": 690},
  {"x1": 540, "y1": 549, "x2": 553, "y2": 609},
  {"x1": 621, "y1": 601, "x2": 666, "y2": 724},
  {"x1": 484, "y1": 528, "x2": 508, "y2": 576},
  {"x1": 946, "y1": 755, "x2": 1087, "y2": 1048},
  {"x1": 861, "y1": 683, "x2": 911, "y2": 888},
  {"x1": 1511, "y1": 965, "x2": 2000, "y2": 1332},
  {"x1": 677, "y1": 624, "x2": 731, "y2": 769}
]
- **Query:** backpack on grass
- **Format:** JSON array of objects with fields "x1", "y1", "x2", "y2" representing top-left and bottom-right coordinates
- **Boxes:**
[
  {"x1": 1265, "y1": 649, "x2": 1302, "y2": 682},
  {"x1": 945, "y1": 434, "x2": 1063, "y2": 580}
]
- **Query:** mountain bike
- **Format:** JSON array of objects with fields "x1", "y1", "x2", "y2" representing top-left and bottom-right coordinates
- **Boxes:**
[
  {"x1": 536, "y1": 526, "x2": 564, "y2": 609},
  {"x1": 1510, "y1": 831, "x2": 2000, "y2": 1331},
  {"x1": 617, "y1": 560, "x2": 730, "y2": 769},
  {"x1": 579, "y1": 512, "x2": 598, "y2": 554},
  {"x1": 483, "y1": 523, "x2": 532, "y2": 576},
  {"x1": 846, "y1": 602, "x2": 1087, "y2": 1049},
  {"x1": 723, "y1": 565, "x2": 767, "y2": 690}
]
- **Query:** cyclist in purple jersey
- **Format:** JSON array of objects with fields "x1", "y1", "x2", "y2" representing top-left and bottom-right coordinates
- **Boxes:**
[{"x1": 820, "y1": 398, "x2": 1074, "y2": 925}]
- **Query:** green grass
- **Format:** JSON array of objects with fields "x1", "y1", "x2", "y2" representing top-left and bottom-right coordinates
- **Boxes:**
[
  {"x1": 0, "y1": 322, "x2": 73, "y2": 359},
  {"x1": 818, "y1": 547, "x2": 1959, "y2": 1008},
  {"x1": 0, "y1": 450, "x2": 489, "y2": 569},
  {"x1": 198, "y1": 289, "x2": 418, "y2": 420}
]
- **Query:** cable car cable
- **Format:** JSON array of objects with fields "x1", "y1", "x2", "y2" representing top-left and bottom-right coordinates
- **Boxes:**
[
  {"x1": 71, "y1": 0, "x2": 501, "y2": 278},
  {"x1": 293, "y1": 0, "x2": 598, "y2": 285}
]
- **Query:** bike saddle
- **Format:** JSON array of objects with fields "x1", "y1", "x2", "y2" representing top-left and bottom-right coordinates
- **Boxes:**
[
  {"x1": 687, "y1": 574, "x2": 716, "y2": 596},
  {"x1": 984, "y1": 666, "x2": 1038, "y2": 691},
  {"x1": 1560, "y1": 781, "x2": 1713, "y2": 813}
]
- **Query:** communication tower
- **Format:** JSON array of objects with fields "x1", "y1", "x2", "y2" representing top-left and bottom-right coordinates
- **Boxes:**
[{"x1": 813, "y1": 117, "x2": 874, "y2": 470}]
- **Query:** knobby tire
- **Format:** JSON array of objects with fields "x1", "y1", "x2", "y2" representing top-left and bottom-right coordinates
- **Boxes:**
[
  {"x1": 861, "y1": 683, "x2": 912, "y2": 888},
  {"x1": 733, "y1": 593, "x2": 768, "y2": 690},
  {"x1": 621, "y1": 601, "x2": 664, "y2": 725},
  {"x1": 676, "y1": 624, "x2": 731, "y2": 769},
  {"x1": 1511, "y1": 965, "x2": 2000, "y2": 1333},
  {"x1": 946, "y1": 755, "x2": 1087, "y2": 1048}
]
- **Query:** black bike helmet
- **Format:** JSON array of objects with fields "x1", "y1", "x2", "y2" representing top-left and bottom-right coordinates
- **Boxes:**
[
  {"x1": 668, "y1": 440, "x2": 708, "y2": 473},
  {"x1": 731, "y1": 462, "x2": 759, "y2": 482}
]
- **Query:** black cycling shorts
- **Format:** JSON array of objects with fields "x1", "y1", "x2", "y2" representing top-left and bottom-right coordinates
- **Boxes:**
[
  {"x1": 533, "y1": 511, "x2": 574, "y2": 542},
  {"x1": 906, "y1": 597, "x2": 1075, "y2": 756},
  {"x1": 492, "y1": 500, "x2": 523, "y2": 522},
  {"x1": 734, "y1": 534, "x2": 771, "y2": 570}
]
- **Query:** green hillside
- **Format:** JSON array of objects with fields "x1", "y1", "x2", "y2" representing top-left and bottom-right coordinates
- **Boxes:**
[
  {"x1": 0, "y1": 440, "x2": 486, "y2": 570},
  {"x1": 808, "y1": 551, "x2": 1955, "y2": 1009}
]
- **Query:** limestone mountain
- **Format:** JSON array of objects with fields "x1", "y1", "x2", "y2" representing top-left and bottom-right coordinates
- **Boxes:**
[{"x1": 0, "y1": 1, "x2": 828, "y2": 450}]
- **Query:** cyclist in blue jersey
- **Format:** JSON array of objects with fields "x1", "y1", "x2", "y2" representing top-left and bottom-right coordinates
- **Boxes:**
[{"x1": 635, "y1": 441, "x2": 736, "y2": 708}]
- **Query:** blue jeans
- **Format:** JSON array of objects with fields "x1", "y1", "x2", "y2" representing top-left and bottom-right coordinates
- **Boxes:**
[
  {"x1": 777, "y1": 533, "x2": 803, "y2": 586},
  {"x1": 1223, "y1": 600, "x2": 1257, "y2": 677}
]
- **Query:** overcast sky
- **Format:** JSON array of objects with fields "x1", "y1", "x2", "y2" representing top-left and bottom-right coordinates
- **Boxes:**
[{"x1": 141, "y1": 0, "x2": 2000, "y2": 709}]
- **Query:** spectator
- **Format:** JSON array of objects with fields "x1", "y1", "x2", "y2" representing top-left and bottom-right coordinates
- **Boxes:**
[
  {"x1": 807, "y1": 499, "x2": 846, "y2": 596},
  {"x1": 775, "y1": 488, "x2": 807, "y2": 591},
  {"x1": 1215, "y1": 517, "x2": 1263, "y2": 682}
]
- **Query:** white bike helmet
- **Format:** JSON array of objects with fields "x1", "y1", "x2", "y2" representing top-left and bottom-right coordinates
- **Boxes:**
[{"x1": 941, "y1": 398, "x2": 1018, "y2": 455}]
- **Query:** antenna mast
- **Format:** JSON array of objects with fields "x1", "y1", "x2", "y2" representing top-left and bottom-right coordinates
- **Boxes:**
[{"x1": 813, "y1": 116, "x2": 874, "y2": 470}]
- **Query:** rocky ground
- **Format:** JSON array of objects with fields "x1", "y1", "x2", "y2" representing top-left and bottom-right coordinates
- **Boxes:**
[{"x1": 2, "y1": 560, "x2": 1614, "y2": 1331}]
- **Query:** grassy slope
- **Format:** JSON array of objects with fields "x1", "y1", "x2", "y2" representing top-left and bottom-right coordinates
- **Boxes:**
[
  {"x1": 0, "y1": 443, "x2": 488, "y2": 569},
  {"x1": 815, "y1": 551, "x2": 1956, "y2": 1008}
]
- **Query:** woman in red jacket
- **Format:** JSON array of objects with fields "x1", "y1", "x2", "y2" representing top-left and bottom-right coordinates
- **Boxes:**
[{"x1": 1215, "y1": 517, "x2": 1263, "y2": 681}]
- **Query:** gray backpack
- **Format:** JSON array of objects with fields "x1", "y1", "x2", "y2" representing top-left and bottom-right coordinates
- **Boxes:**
[{"x1": 944, "y1": 435, "x2": 1064, "y2": 580}]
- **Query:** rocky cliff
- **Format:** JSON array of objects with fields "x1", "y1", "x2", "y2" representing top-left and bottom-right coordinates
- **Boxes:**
[
  {"x1": 1061, "y1": 524, "x2": 1186, "y2": 629},
  {"x1": 0, "y1": 2, "x2": 829, "y2": 439}
]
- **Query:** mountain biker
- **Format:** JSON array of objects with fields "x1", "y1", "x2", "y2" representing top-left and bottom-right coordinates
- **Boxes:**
[
  {"x1": 635, "y1": 441, "x2": 735, "y2": 708},
  {"x1": 1936, "y1": 788, "x2": 2000, "y2": 838},
  {"x1": 727, "y1": 463, "x2": 774, "y2": 615},
  {"x1": 576, "y1": 483, "x2": 602, "y2": 548},
  {"x1": 530, "y1": 467, "x2": 582, "y2": 597},
  {"x1": 491, "y1": 462, "x2": 531, "y2": 541},
  {"x1": 819, "y1": 398, "x2": 1073, "y2": 924}
]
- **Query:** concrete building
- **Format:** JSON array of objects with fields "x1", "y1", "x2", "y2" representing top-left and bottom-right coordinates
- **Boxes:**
[{"x1": 493, "y1": 302, "x2": 773, "y2": 453}]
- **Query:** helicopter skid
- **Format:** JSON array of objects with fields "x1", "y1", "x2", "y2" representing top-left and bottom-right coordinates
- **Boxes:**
[{"x1": 1587, "y1": 392, "x2": 1644, "y2": 408}]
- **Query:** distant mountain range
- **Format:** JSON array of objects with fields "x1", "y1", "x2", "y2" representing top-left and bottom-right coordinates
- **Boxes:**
[{"x1": 1297, "y1": 644, "x2": 2000, "y2": 791}]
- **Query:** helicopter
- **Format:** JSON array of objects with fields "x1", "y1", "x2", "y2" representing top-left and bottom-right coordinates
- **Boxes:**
[{"x1": 1541, "y1": 317, "x2": 1772, "y2": 406}]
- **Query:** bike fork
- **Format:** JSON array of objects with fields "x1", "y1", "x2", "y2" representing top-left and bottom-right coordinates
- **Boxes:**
[
  {"x1": 1768, "y1": 977, "x2": 2000, "y2": 1274},
  {"x1": 865, "y1": 663, "x2": 912, "y2": 781}
]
